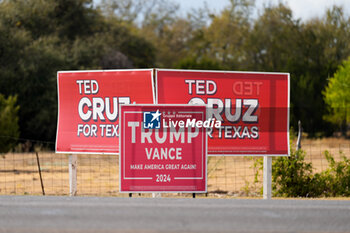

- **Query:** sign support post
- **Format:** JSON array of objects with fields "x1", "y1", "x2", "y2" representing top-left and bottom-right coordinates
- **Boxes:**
[
  {"x1": 263, "y1": 156, "x2": 272, "y2": 199},
  {"x1": 69, "y1": 154, "x2": 77, "y2": 196},
  {"x1": 152, "y1": 193, "x2": 161, "y2": 198}
]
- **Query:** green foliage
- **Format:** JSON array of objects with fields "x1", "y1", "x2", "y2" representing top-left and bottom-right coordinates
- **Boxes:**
[
  {"x1": 323, "y1": 57, "x2": 350, "y2": 135},
  {"x1": 273, "y1": 149, "x2": 350, "y2": 197},
  {"x1": 0, "y1": 0, "x2": 155, "y2": 145},
  {"x1": 175, "y1": 57, "x2": 223, "y2": 70},
  {"x1": 204, "y1": 0, "x2": 253, "y2": 70},
  {"x1": 0, "y1": 94, "x2": 20, "y2": 153},
  {"x1": 272, "y1": 149, "x2": 317, "y2": 197},
  {"x1": 317, "y1": 151, "x2": 350, "y2": 196},
  {"x1": 1, "y1": 0, "x2": 350, "y2": 144}
]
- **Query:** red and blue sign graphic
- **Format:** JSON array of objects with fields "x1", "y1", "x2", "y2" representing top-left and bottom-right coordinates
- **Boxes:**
[{"x1": 143, "y1": 110, "x2": 162, "y2": 129}]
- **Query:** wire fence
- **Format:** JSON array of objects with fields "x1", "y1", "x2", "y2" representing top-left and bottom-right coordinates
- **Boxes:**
[{"x1": 1, "y1": 142, "x2": 349, "y2": 197}]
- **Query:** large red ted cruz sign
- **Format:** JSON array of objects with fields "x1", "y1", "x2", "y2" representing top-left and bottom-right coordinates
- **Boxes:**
[
  {"x1": 156, "y1": 69, "x2": 290, "y2": 156},
  {"x1": 119, "y1": 105, "x2": 207, "y2": 193},
  {"x1": 56, "y1": 69, "x2": 154, "y2": 154}
]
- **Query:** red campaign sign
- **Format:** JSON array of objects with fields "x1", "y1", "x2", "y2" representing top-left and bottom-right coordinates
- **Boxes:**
[
  {"x1": 120, "y1": 104, "x2": 207, "y2": 193},
  {"x1": 56, "y1": 70, "x2": 154, "y2": 154},
  {"x1": 156, "y1": 69, "x2": 290, "y2": 156}
]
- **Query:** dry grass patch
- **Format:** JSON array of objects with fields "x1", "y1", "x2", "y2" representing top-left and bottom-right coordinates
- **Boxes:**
[{"x1": 0, "y1": 137, "x2": 349, "y2": 197}]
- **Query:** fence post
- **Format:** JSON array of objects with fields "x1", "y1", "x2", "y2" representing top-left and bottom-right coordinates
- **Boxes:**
[
  {"x1": 263, "y1": 156, "x2": 272, "y2": 199},
  {"x1": 296, "y1": 120, "x2": 302, "y2": 151},
  {"x1": 152, "y1": 193, "x2": 161, "y2": 198},
  {"x1": 35, "y1": 152, "x2": 45, "y2": 195},
  {"x1": 69, "y1": 154, "x2": 77, "y2": 196}
]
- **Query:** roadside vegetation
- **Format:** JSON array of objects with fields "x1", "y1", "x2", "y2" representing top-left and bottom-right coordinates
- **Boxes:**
[{"x1": 273, "y1": 149, "x2": 350, "y2": 197}]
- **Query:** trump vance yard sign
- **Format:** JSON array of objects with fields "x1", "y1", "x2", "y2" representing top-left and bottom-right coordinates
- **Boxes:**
[{"x1": 119, "y1": 104, "x2": 208, "y2": 193}]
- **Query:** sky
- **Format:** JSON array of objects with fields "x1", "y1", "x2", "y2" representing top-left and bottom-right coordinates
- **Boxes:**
[{"x1": 173, "y1": 0, "x2": 350, "y2": 20}]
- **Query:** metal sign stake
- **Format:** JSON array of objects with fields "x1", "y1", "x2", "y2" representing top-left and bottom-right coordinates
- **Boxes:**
[{"x1": 263, "y1": 156, "x2": 272, "y2": 199}]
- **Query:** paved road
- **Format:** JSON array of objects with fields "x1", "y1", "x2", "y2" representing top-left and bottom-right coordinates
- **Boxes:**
[{"x1": 0, "y1": 196, "x2": 350, "y2": 233}]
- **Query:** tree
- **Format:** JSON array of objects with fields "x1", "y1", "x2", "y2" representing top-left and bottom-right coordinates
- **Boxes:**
[
  {"x1": 246, "y1": 3, "x2": 300, "y2": 71},
  {"x1": 323, "y1": 57, "x2": 350, "y2": 136},
  {"x1": 205, "y1": 0, "x2": 254, "y2": 70},
  {"x1": 0, "y1": 0, "x2": 156, "y2": 146},
  {"x1": 99, "y1": 0, "x2": 179, "y2": 27},
  {"x1": 0, "y1": 95, "x2": 20, "y2": 153},
  {"x1": 244, "y1": 4, "x2": 350, "y2": 135},
  {"x1": 294, "y1": 6, "x2": 350, "y2": 136},
  {"x1": 175, "y1": 56, "x2": 222, "y2": 70},
  {"x1": 142, "y1": 18, "x2": 195, "y2": 67}
]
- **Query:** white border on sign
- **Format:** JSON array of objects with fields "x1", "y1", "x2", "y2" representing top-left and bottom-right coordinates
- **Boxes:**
[
  {"x1": 119, "y1": 104, "x2": 208, "y2": 193},
  {"x1": 122, "y1": 111, "x2": 205, "y2": 180},
  {"x1": 55, "y1": 69, "x2": 155, "y2": 155},
  {"x1": 154, "y1": 69, "x2": 290, "y2": 157}
]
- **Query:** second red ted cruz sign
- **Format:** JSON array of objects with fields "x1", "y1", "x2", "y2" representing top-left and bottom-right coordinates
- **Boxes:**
[{"x1": 156, "y1": 69, "x2": 290, "y2": 156}]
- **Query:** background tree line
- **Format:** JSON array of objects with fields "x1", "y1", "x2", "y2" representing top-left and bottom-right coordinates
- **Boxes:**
[{"x1": 0, "y1": 0, "x2": 349, "y2": 152}]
